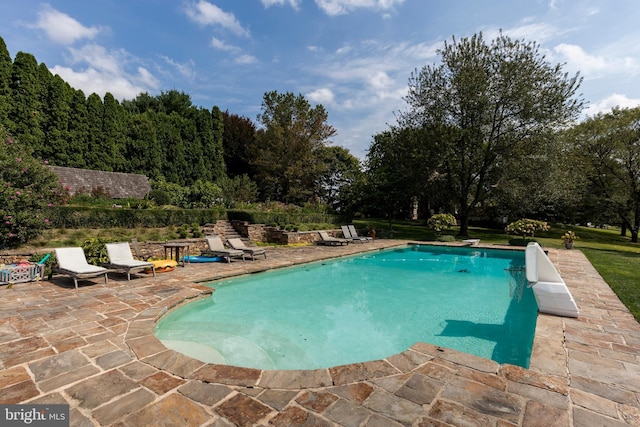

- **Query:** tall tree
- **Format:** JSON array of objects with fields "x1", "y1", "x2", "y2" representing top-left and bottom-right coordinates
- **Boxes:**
[
  {"x1": 126, "y1": 112, "x2": 161, "y2": 178},
  {"x1": 401, "y1": 32, "x2": 584, "y2": 235},
  {"x1": 0, "y1": 37, "x2": 12, "y2": 129},
  {"x1": 570, "y1": 107, "x2": 640, "y2": 242},
  {"x1": 66, "y1": 89, "x2": 89, "y2": 168},
  {"x1": 85, "y1": 93, "x2": 105, "y2": 170},
  {"x1": 41, "y1": 74, "x2": 73, "y2": 165},
  {"x1": 318, "y1": 145, "x2": 362, "y2": 211},
  {"x1": 8, "y1": 52, "x2": 45, "y2": 150},
  {"x1": 102, "y1": 92, "x2": 128, "y2": 172},
  {"x1": 209, "y1": 105, "x2": 226, "y2": 181},
  {"x1": 222, "y1": 111, "x2": 257, "y2": 178},
  {"x1": 253, "y1": 91, "x2": 336, "y2": 203}
]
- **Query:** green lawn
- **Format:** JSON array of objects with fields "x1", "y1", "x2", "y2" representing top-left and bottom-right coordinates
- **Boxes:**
[{"x1": 356, "y1": 219, "x2": 640, "y2": 322}]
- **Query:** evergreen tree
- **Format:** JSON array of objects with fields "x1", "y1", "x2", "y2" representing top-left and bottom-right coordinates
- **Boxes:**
[
  {"x1": 154, "y1": 112, "x2": 188, "y2": 185},
  {"x1": 66, "y1": 89, "x2": 89, "y2": 168},
  {"x1": 41, "y1": 73, "x2": 72, "y2": 165},
  {"x1": 9, "y1": 52, "x2": 45, "y2": 150},
  {"x1": 222, "y1": 111, "x2": 257, "y2": 178},
  {"x1": 209, "y1": 106, "x2": 226, "y2": 180},
  {"x1": 126, "y1": 112, "x2": 161, "y2": 178},
  {"x1": 0, "y1": 37, "x2": 12, "y2": 129},
  {"x1": 102, "y1": 92, "x2": 127, "y2": 172},
  {"x1": 85, "y1": 93, "x2": 105, "y2": 170}
]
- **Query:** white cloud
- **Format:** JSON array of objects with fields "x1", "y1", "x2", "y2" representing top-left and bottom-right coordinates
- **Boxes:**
[
  {"x1": 210, "y1": 37, "x2": 257, "y2": 64},
  {"x1": 235, "y1": 54, "x2": 258, "y2": 64},
  {"x1": 50, "y1": 44, "x2": 159, "y2": 100},
  {"x1": 306, "y1": 87, "x2": 335, "y2": 104},
  {"x1": 211, "y1": 37, "x2": 237, "y2": 51},
  {"x1": 261, "y1": 0, "x2": 302, "y2": 9},
  {"x1": 184, "y1": 1, "x2": 249, "y2": 37},
  {"x1": 315, "y1": 0, "x2": 405, "y2": 16},
  {"x1": 584, "y1": 93, "x2": 640, "y2": 117},
  {"x1": 160, "y1": 56, "x2": 196, "y2": 79},
  {"x1": 553, "y1": 43, "x2": 608, "y2": 75},
  {"x1": 32, "y1": 4, "x2": 101, "y2": 45},
  {"x1": 553, "y1": 43, "x2": 640, "y2": 78}
]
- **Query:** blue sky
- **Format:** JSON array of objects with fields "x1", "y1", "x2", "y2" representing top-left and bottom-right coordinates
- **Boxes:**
[{"x1": 1, "y1": 0, "x2": 639, "y2": 159}]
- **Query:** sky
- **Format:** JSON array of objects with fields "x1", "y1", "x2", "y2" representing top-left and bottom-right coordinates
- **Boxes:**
[{"x1": 1, "y1": 0, "x2": 639, "y2": 159}]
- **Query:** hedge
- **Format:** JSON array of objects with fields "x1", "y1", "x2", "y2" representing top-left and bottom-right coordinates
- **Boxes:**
[
  {"x1": 48, "y1": 206, "x2": 227, "y2": 228},
  {"x1": 47, "y1": 206, "x2": 344, "y2": 229},
  {"x1": 227, "y1": 210, "x2": 342, "y2": 226}
]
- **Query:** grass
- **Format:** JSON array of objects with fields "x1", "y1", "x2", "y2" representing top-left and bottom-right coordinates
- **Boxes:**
[{"x1": 356, "y1": 219, "x2": 640, "y2": 322}]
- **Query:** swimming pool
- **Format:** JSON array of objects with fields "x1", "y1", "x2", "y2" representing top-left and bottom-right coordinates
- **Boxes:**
[{"x1": 155, "y1": 244, "x2": 538, "y2": 370}]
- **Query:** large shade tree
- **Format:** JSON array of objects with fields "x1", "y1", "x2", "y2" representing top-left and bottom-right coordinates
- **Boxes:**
[
  {"x1": 252, "y1": 91, "x2": 336, "y2": 203},
  {"x1": 400, "y1": 32, "x2": 584, "y2": 235},
  {"x1": 570, "y1": 107, "x2": 640, "y2": 242}
]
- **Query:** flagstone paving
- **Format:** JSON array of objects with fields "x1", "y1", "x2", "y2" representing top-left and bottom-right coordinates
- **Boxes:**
[{"x1": 0, "y1": 240, "x2": 639, "y2": 426}]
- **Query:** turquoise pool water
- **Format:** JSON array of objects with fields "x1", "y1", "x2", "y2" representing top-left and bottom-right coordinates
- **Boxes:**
[{"x1": 155, "y1": 245, "x2": 538, "y2": 370}]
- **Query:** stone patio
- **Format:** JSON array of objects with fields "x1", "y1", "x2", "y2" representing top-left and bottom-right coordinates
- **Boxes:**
[{"x1": 0, "y1": 241, "x2": 638, "y2": 426}]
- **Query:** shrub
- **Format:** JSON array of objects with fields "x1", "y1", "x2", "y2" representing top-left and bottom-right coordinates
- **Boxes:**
[
  {"x1": 0, "y1": 129, "x2": 65, "y2": 249},
  {"x1": 426, "y1": 213, "x2": 457, "y2": 235},
  {"x1": 81, "y1": 238, "x2": 111, "y2": 265},
  {"x1": 147, "y1": 189, "x2": 171, "y2": 206},
  {"x1": 505, "y1": 218, "x2": 549, "y2": 239}
]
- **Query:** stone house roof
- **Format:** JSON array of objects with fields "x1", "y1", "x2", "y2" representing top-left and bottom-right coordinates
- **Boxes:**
[{"x1": 48, "y1": 166, "x2": 151, "y2": 199}]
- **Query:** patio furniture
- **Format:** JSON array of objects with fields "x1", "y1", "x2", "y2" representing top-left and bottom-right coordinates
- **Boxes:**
[
  {"x1": 318, "y1": 231, "x2": 350, "y2": 246},
  {"x1": 106, "y1": 242, "x2": 155, "y2": 280},
  {"x1": 341, "y1": 225, "x2": 369, "y2": 243},
  {"x1": 163, "y1": 242, "x2": 191, "y2": 267},
  {"x1": 54, "y1": 247, "x2": 109, "y2": 289},
  {"x1": 201, "y1": 236, "x2": 245, "y2": 263},
  {"x1": 348, "y1": 225, "x2": 373, "y2": 241},
  {"x1": 227, "y1": 238, "x2": 267, "y2": 260}
]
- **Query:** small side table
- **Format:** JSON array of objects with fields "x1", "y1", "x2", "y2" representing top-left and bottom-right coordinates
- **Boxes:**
[{"x1": 163, "y1": 242, "x2": 191, "y2": 267}]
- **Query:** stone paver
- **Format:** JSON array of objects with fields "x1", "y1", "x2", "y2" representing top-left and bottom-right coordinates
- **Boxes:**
[{"x1": 0, "y1": 240, "x2": 638, "y2": 426}]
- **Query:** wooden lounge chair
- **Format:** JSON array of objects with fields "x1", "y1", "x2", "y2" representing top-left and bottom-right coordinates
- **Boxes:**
[
  {"x1": 201, "y1": 236, "x2": 246, "y2": 263},
  {"x1": 348, "y1": 225, "x2": 373, "y2": 242},
  {"x1": 341, "y1": 225, "x2": 368, "y2": 243},
  {"x1": 54, "y1": 247, "x2": 109, "y2": 289},
  {"x1": 318, "y1": 231, "x2": 350, "y2": 246},
  {"x1": 227, "y1": 238, "x2": 267, "y2": 260},
  {"x1": 106, "y1": 242, "x2": 155, "y2": 280}
]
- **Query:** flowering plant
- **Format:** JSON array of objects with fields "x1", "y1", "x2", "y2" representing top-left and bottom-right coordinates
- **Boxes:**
[
  {"x1": 505, "y1": 218, "x2": 550, "y2": 239},
  {"x1": 561, "y1": 231, "x2": 579, "y2": 243},
  {"x1": 426, "y1": 213, "x2": 457, "y2": 233},
  {"x1": 1, "y1": 128, "x2": 63, "y2": 248}
]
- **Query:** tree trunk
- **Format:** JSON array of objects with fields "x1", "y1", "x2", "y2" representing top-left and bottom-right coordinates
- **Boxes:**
[
  {"x1": 621, "y1": 223, "x2": 627, "y2": 237},
  {"x1": 457, "y1": 211, "x2": 470, "y2": 237}
]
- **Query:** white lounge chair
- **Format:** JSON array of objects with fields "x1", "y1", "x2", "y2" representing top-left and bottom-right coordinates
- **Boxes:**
[
  {"x1": 341, "y1": 225, "x2": 369, "y2": 243},
  {"x1": 318, "y1": 231, "x2": 350, "y2": 246},
  {"x1": 201, "y1": 236, "x2": 245, "y2": 263},
  {"x1": 54, "y1": 247, "x2": 109, "y2": 289},
  {"x1": 106, "y1": 242, "x2": 155, "y2": 280},
  {"x1": 227, "y1": 238, "x2": 267, "y2": 260},
  {"x1": 348, "y1": 225, "x2": 373, "y2": 242}
]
